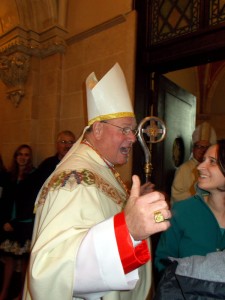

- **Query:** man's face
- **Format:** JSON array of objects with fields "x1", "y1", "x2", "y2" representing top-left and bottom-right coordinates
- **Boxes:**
[
  {"x1": 193, "y1": 140, "x2": 211, "y2": 162},
  {"x1": 56, "y1": 133, "x2": 75, "y2": 160},
  {"x1": 97, "y1": 117, "x2": 137, "y2": 165}
]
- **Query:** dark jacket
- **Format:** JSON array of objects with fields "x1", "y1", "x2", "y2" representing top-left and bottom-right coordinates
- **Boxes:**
[
  {"x1": 0, "y1": 169, "x2": 36, "y2": 244},
  {"x1": 27, "y1": 155, "x2": 60, "y2": 200},
  {"x1": 154, "y1": 251, "x2": 225, "y2": 300},
  {"x1": 19, "y1": 155, "x2": 60, "y2": 209},
  {"x1": 35, "y1": 155, "x2": 60, "y2": 186}
]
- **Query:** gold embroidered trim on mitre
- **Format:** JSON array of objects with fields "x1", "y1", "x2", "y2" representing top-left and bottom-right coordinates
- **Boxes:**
[{"x1": 88, "y1": 112, "x2": 135, "y2": 126}]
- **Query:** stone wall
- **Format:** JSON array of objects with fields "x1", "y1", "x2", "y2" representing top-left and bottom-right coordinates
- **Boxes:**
[{"x1": 0, "y1": 0, "x2": 136, "y2": 183}]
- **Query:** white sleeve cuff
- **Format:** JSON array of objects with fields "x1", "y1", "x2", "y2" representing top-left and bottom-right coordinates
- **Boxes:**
[{"x1": 74, "y1": 217, "x2": 139, "y2": 298}]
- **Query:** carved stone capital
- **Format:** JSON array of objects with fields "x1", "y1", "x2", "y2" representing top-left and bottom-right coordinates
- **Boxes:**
[
  {"x1": 0, "y1": 26, "x2": 67, "y2": 57},
  {"x1": 0, "y1": 25, "x2": 67, "y2": 106},
  {"x1": 7, "y1": 88, "x2": 25, "y2": 108},
  {"x1": 0, "y1": 53, "x2": 30, "y2": 107},
  {"x1": 0, "y1": 53, "x2": 30, "y2": 87}
]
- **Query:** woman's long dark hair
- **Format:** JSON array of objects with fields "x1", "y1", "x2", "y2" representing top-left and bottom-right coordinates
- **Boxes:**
[
  {"x1": 0, "y1": 154, "x2": 6, "y2": 173},
  {"x1": 10, "y1": 144, "x2": 33, "y2": 181},
  {"x1": 218, "y1": 140, "x2": 225, "y2": 176},
  {"x1": 217, "y1": 139, "x2": 225, "y2": 191}
]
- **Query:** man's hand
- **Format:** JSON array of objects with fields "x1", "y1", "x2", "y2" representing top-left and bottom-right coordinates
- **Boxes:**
[{"x1": 124, "y1": 175, "x2": 171, "y2": 241}]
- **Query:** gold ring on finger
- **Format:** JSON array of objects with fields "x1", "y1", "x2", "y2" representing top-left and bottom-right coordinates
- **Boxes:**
[{"x1": 154, "y1": 211, "x2": 165, "y2": 223}]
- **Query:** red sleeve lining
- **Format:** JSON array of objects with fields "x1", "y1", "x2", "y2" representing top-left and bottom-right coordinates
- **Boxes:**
[{"x1": 114, "y1": 212, "x2": 151, "y2": 274}]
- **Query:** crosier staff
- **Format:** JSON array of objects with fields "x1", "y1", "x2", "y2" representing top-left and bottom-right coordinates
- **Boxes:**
[{"x1": 137, "y1": 116, "x2": 167, "y2": 223}]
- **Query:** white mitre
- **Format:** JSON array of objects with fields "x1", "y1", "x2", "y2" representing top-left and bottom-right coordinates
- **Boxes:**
[
  {"x1": 86, "y1": 62, "x2": 135, "y2": 126},
  {"x1": 57, "y1": 63, "x2": 135, "y2": 168},
  {"x1": 192, "y1": 121, "x2": 217, "y2": 145}
]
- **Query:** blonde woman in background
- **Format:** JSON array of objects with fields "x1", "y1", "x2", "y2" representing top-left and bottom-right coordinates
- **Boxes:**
[{"x1": 0, "y1": 145, "x2": 36, "y2": 300}]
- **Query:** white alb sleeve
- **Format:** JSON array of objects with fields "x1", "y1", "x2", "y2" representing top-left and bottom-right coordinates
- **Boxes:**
[{"x1": 73, "y1": 217, "x2": 139, "y2": 299}]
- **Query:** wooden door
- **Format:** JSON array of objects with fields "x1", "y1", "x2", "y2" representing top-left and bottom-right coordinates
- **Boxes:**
[{"x1": 151, "y1": 75, "x2": 196, "y2": 199}]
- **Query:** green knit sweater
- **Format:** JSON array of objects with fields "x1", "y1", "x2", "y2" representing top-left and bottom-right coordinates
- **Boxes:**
[{"x1": 155, "y1": 190, "x2": 225, "y2": 274}]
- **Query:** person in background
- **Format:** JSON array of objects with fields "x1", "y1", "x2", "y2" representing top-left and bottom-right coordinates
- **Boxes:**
[
  {"x1": 26, "y1": 130, "x2": 76, "y2": 204},
  {"x1": 35, "y1": 130, "x2": 76, "y2": 188},
  {"x1": 0, "y1": 144, "x2": 36, "y2": 300},
  {"x1": 154, "y1": 139, "x2": 225, "y2": 284},
  {"x1": 171, "y1": 122, "x2": 217, "y2": 203},
  {"x1": 23, "y1": 63, "x2": 171, "y2": 300}
]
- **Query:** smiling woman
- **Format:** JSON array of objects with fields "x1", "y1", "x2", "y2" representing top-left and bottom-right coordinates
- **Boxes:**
[
  {"x1": 154, "y1": 139, "x2": 225, "y2": 283},
  {"x1": 154, "y1": 140, "x2": 225, "y2": 299},
  {"x1": 0, "y1": 144, "x2": 36, "y2": 300},
  {"x1": 197, "y1": 140, "x2": 225, "y2": 192}
]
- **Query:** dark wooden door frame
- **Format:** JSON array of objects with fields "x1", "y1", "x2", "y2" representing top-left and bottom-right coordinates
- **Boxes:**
[
  {"x1": 132, "y1": 0, "x2": 225, "y2": 181},
  {"x1": 145, "y1": 26, "x2": 225, "y2": 74},
  {"x1": 134, "y1": 0, "x2": 225, "y2": 73}
]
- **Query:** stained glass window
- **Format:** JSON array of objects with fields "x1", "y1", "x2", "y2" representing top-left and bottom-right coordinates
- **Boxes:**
[
  {"x1": 150, "y1": 0, "x2": 201, "y2": 44},
  {"x1": 209, "y1": 0, "x2": 225, "y2": 25}
]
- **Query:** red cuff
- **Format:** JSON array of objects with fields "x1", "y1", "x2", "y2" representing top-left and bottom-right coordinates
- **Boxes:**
[{"x1": 114, "y1": 212, "x2": 151, "y2": 274}]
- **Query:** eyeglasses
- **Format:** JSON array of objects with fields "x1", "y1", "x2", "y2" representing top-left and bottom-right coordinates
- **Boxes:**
[
  {"x1": 194, "y1": 144, "x2": 209, "y2": 150},
  {"x1": 102, "y1": 121, "x2": 138, "y2": 136},
  {"x1": 58, "y1": 140, "x2": 75, "y2": 145}
]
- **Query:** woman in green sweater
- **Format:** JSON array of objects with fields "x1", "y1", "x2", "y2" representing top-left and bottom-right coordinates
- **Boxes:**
[{"x1": 155, "y1": 139, "x2": 225, "y2": 279}]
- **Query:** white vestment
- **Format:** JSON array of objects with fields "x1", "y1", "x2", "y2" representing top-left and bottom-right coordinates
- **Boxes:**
[
  {"x1": 171, "y1": 157, "x2": 198, "y2": 203},
  {"x1": 23, "y1": 142, "x2": 151, "y2": 300}
]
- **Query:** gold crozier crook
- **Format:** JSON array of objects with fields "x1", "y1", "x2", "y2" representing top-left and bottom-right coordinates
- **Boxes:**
[{"x1": 137, "y1": 116, "x2": 166, "y2": 183}]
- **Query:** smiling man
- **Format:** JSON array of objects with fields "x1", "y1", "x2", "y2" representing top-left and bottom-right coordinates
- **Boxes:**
[{"x1": 23, "y1": 63, "x2": 171, "y2": 300}]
